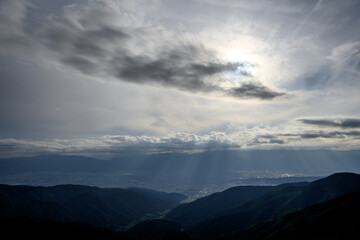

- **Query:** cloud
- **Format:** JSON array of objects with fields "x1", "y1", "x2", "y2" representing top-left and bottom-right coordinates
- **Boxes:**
[
  {"x1": 230, "y1": 82, "x2": 285, "y2": 100},
  {"x1": 0, "y1": 132, "x2": 241, "y2": 158},
  {"x1": 1, "y1": 127, "x2": 359, "y2": 158},
  {"x1": 253, "y1": 137, "x2": 285, "y2": 145},
  {"x1": 0, "y1": 0, "x2": 34, "y2": 54},
  {"x1": 61, "y1": 56, "x2": 98, "y2": 74},
  {"x1": 299, "y1": 131, "x2": 354, "y2": 139},
  {"x1": 298, "y1": 131, "x2": 360, "y2": 139},
  {"x1": 112, "y1": 46, "x2": 241, "y2": 92},
  {"x1": 328, "y1": 41, "x2": 360, "y2": 73},
  {"x1": 279, "y1": 129, "x2": 360, "y2": 139},
  {"x1": 248, "y1": 128, "x2": 360, "y2": 149},
  {"x1": 299, "y1": 118, "x2": 360, "y2": 128},
  {"x1": 39, "y1": 3, "x2": 283, "y2": 100},
  {"x1": 0, "y1": 0, "x2": 284, "y2": 100}
]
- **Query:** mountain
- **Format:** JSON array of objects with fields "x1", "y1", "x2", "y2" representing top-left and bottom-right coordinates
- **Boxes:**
[
  {"x1": 186, "y1": 172, "x2": 360, "y2": 239},
  {"x1": 0, "y1": 217, "x2": 193, "y2": 240},
  {"x1": 2, "y1": 151, "x2": 360, "y2": 175},
  {"x1": 1, "y1": 172, "x2": 359, "y2": 239},
  {"x1": 219, "y1": 190, "x2": 360, "y2": 240},
  {"x1": 127, "y1": 219, "x2": 192, "y2": 240},
  {"x1": 3, "y1": 189, "x2": 360, "y2": 240},
  {"x1": 165, "y1": 185, "x2": 293, "y2": 227},
  {"x1": 0, "y1": 184, "x2": 186, "y2": 230},
  {"x1": 1, "y1": 151, "x2": 359, "y2": 192},
  {"x1": 0, "y1": 217, "x2": 133, "y2": 240},
  {"x1": 0, "y1": 154, "x2": 108, "y2": 174}
]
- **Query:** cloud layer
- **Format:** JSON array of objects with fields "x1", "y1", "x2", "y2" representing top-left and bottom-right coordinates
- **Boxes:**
[
  {"x1": 1, "y1": 125, "x2": 359, "y2": 158},
  {"x1": 0, "y1": 0, "x2": 359, "y2": 157},
  {"x1": 0, "y1": 0, "x2": 284, "y2": 100},
  {"x1": 299, "y1": 118, "x2": 360, "y2": 128}
]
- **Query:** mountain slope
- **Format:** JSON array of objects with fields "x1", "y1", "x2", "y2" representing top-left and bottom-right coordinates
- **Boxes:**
[
  {"x1": 187, "y1": 172, "x2": 360, "y2": 239},
  {"x1": 0, "y1": 184, "x2": 186, "y2": 229},
  {"x1": 127, "y1": 219, "x2": 193, "y2": 240},
  {"x1": 0, "y1": 217, "x2": 133, "y2": 240},
  {"x1": 165, "y1": 185, "x2": 290, "y2": 227},
  {"x1": 219, "y1": 190, "x2": 360, "y2": 240}
]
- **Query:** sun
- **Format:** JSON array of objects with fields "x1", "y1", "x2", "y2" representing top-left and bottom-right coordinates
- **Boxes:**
[
  {"x1": 223, "y1": 48, "x2": 260, "y2": 80},
  {"x1": 225, "y1": 48, "x2": 258, "y2": 63}
]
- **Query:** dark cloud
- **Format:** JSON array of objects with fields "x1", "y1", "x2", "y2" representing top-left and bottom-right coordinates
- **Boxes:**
[
  {"x1": 253, "y1": 136, "x2": 285, "y2": 145},
  {"x1": 0, "y1": 0, "x2": 287, "y2": 100},
  {"x1": 39, "y1": 20, "x2": 127, "y2": 56},
  {"x1": 61, "y1": 56, "x2": 98, "y2": 74},
  {"x1": 0, "y1": 143, "x2": 17, "y2": 152},
  {"x1": 72, "y1": 41, "x2": 106, "y2": 57},
  {"x1": 113, "y1": 49, "x2": 285, "y2": 99},
  {"x1": 259, "y1": 134, "x2": 276, "y2": 139},
  {"x1": 290, "y1": 131, "x2": 360, "y2": 139},
  {"x1": 299, "y1": 132, "x2": 337, "y2": 139},
  {"x1": 0, "y1": 133, "x2": 240, "y2": 158},
  {"x1": 113, "y1": 47, "x2": 245, "y2": 93},
  {"x1": 270, "y1": 139, "x2": 285, "y2": 144},
  {"x1": 84, "y1": 26, "x2": 128, "y2": 42},
  {"x1": 230, "y1": 82, "x2": 285, "y2": 100},
  {"x1": 299, "y1": 118, "x2": 360, "y2": 128},
  {"x1": 30, "y1": 2, "x2": 285, "y2": 100}
]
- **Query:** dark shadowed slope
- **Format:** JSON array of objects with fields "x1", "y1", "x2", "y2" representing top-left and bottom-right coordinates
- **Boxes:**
[
  {"x1": 0, "y1": 184, "x2": 186, "y2": 230},
  {"x1": 165, "y1": 185, "x2": 289, "y2": 227},
  {"x1": 127, "y1": 219, "x2": 193, "y2": 240},
  {"x1": 0, "y1": 217, "x2": 133, "y2": 240},
  {"x1": 0, "y1": 217, "x2": 194, "y2": 240},
  {"x1": 187, "y1": 173, "x2": 360, "y2": 239},
  {"x1": 219, "y1": 190, "x2": 360, "y2": 240}
]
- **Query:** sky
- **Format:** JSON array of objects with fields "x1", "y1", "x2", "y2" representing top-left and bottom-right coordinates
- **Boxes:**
[{"x1": 0, "y1": 0, "x2": 359, "y2": 158}]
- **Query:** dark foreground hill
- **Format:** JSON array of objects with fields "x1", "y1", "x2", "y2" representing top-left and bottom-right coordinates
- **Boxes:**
[
  {"x1": 219, "y1": 190, "x2": 360, "y2": 240},
  {"x1": 0, "y1": 217, "x2": 194, "y2": 240},
  {"x1": 186, "y1": 172, "x2": 360, "y2": 239},
  {"x1": 127, "y1": 219, "x2": 192, "y2": 240},
  {"x1": 0, "y1": 184, "x2": 186, "y2": 230},
  {"x1": 1, "y1": 173, "x2": 360, "y2": 240},
  {"x1": 165, "y1": 185, "x2": 294, "y2": 227},
  {"x1": 2, "y1": 188, "x2": 359, "y2": 240},
  {"x1": 0, "y1": 217, "x2": 133, "y2": 240}
]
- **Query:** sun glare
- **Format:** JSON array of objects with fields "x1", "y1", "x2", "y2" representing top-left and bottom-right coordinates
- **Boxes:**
[
  {"x1": 225, "y1": 49, "x2": 257, "y2": 63},
  {"x1": 222, "y1": 48, "x2": 260, "y2": 80}
]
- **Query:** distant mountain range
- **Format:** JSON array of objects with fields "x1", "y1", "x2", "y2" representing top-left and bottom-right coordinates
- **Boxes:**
[
  {"x1": 1, "y1": 172, "x2": 360, "y2": 240},
  {"x1": 2, "y1": 151, "x2": 360, "y2": 175},
  {"x1": 1, "y1": 151, "x2": 359, "y2": 193}
]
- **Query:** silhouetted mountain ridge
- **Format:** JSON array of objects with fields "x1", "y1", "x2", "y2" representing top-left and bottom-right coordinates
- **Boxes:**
[
  {"x1": 166, "y1": 186, "x2": 275, "y2": 226},
  {"x1": 0, "y1": 217, "x2": 133, "y2": 240},
  {"x1": 186, "y1": 172, "x2": 360, "y2": 239},
  {"x1": 218, "y1": 190, "x2": 360, "y2": 240},
  {"x1": 1, "y1": 172, "x2": 359, "y2": 240},
  {"x1": 127, "y1": 219, "x2": 192, "y2": 240},
  {"x1": 166, "y1": 181, "x2": 310, "y2": 227},
  {"x1": 0, "y1": 184, "x2": 186, "y2": 230}
]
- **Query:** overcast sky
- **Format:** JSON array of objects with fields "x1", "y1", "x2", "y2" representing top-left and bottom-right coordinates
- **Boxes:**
[{"x1": 0, "y1": 0, "x2": 359, "y2": 158}]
